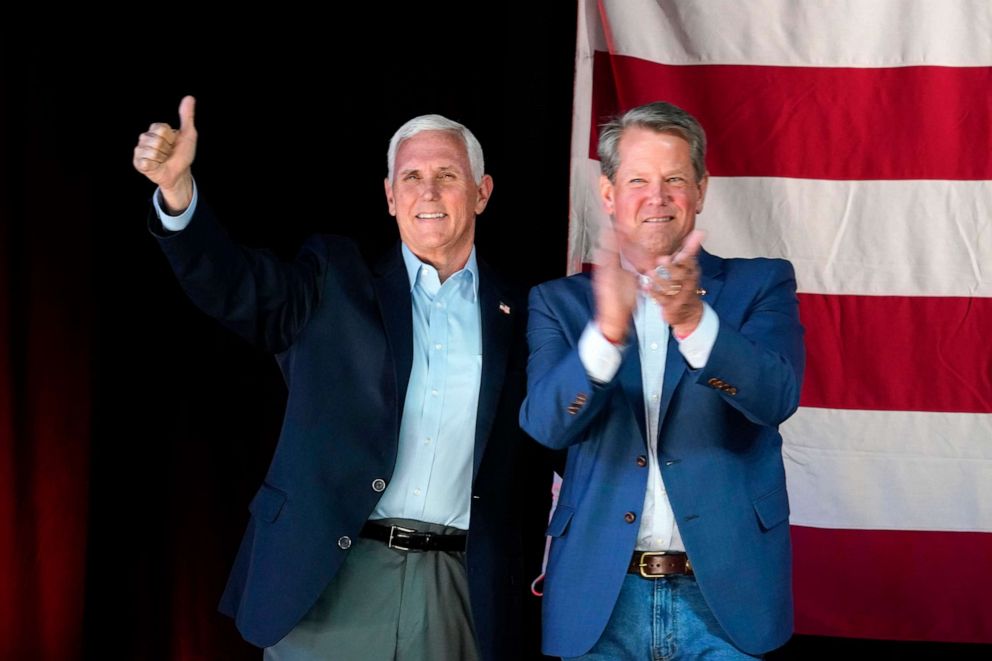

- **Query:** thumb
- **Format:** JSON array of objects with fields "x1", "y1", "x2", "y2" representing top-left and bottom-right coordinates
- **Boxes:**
[
  {"x1": 674, "y1": 229, "x2": 706, "y2": 264},
  {"x1": 178, "y1": 95, "x2": 196, "y2": 132}
]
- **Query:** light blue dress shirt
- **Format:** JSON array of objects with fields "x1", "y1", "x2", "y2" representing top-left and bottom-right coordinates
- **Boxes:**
[{"x1": 370, "y1": 245, "x2": 482, "y2": 530}]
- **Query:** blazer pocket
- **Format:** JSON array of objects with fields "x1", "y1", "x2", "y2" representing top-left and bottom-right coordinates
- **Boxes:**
[
  {"x1": 753, "y1": 485, "x2": 790, "y2": 531},
  {"x1": 545, "y1": 505, "x2": 575, "y2": 538},
  {"x1": 249, "y1": 482, "x2": 287, "y2": 523}
]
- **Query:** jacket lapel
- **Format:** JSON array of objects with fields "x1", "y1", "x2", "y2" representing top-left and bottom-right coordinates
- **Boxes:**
[
  {"x1": 657, "y1": 249, "x2": 725, "y2": 434},
  {"x1": 618, "y1": 336, "x2": 649, "y2": 448},
  {"x1": 372, "y1": 245, "x2": 414, "y2": 431},
  {"x1": 473, "y1": 260, "x2": 513, "y2": 479}
]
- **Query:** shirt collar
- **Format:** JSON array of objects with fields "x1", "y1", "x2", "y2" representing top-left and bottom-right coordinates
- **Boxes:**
[{"x1": 401, "y1": 243, "x2": 479, "y2": 301}]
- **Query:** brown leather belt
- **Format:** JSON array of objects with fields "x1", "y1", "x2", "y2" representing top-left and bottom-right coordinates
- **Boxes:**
[
  {"x1": 628, "y1": 551, "x2": 693, "y2": 578},
  {"x1": 360, "y1": 521, "x2": 466, "y2": 552}
]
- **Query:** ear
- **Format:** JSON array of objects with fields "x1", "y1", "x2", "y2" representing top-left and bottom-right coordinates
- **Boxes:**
[
  {"x1": 696, "y1": 173, "x2": 709, "y2": 214},
  {"x1": 599, "y1": 174, "x2": 615, "y2": 215},
  {"x1": 473, "y1": 174, "x2": 495, "y2": 214},
  {"x1": 383, "y1": 178, "x2": 396, "y2": 216}
]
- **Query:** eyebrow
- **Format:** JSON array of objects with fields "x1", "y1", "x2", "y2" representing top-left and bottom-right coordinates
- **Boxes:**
[
  {"x1": 399, "y1": 165, "x2": 461, "y2": 176},
  {"x1": 622, "y1": 166, "x2": 692, "y2": 177}
]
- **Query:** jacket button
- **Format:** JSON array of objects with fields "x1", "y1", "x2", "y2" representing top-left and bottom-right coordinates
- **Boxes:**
[
  {"x1": 636, "y1": 455, "x2": 647, "y2": 467},
  {"x1": 337, "y1": 536, "x2": 352, "y2": 550},
  {"x1": 371, "y1": 478, "x2": 386, "y2": 492},
  {"x1": 624, "y1": 511, "x2": 637, "y2": 523}
]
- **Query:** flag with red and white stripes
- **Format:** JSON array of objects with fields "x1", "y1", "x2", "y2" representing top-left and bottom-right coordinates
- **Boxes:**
[{"x1": 570, "y1": 0, "x2": 992, "y2": 643}]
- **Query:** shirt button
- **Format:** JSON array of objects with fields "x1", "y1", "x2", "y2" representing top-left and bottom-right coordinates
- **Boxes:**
[
  {"x1": 650, "y1": 342, "x2": 658, "y2": 350},
  {"x1": 651, "y1": 393, "x2": 659, "y2": 401},
  {"x1": 424, "y1": 437, "x2": 432, "y2": 445},
  {"x1": 337, "y1": 536, "x2": 352, "y2": 550},
  {"x1": 636, "y1": 455, "x2": 647, "y2": 467},
  {"x1": 434, "y1": 343, "x2": 443, "y2": 350},
  {"x1": 371, "y1": 478, "x2": 386, "y2": 493},
  {"x1": 413, "y1": 488, "x2": 422, "y2": 496},
  {"x1": 624, "y1": 511, "x2": 637, "y2": 523},
  {"x1": 431, "y1": 389, "x2": 438, "y2": 396},
  {"x1": 435, "y1": 301, "x2": 444, "y2": 308}
]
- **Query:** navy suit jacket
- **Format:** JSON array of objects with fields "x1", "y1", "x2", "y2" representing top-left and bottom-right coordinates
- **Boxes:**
[
  {"x1": 519, "y1": 250, "x2": 805, "y2": 657},
  {"x1": 154, "y1": 202, "x2": 549, "y2": 659}
]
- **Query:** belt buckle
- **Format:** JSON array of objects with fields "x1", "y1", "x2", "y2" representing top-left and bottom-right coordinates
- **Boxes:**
[
  {"x1": 387, "y1": 525, "x2": 417, "y2": 551},
  {"x1": 638, "y1": 551, "x2": 672, "y2": 578}
]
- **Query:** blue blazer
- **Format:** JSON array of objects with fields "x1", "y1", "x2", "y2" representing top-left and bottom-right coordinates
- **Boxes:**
[
  {"x1": 520, "y1": 250, "x2": 805, "y2": 657},
  {"x1": 154, "y1": 202, "x2": 549, "y2": 660}
]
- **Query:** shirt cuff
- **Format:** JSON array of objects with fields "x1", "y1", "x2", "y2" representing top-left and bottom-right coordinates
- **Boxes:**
[
  {"x1": 676, "y1": 302, "x2": 718, "y2": 369},
  {"x1": 153, "y1": 178, "x2": 198, "y2": 232},
  {"x1": 578, "y1": 321, "x2": 624, "y2": 384}
]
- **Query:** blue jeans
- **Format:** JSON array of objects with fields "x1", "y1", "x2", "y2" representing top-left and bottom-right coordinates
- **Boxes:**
[{"x1": 564, "y1": 574, "x2": 760, "y2": 660}]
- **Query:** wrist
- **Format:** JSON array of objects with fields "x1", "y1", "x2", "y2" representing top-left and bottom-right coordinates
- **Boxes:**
[
  {"x1": 160, "y1": 175, "x2": 193, "y2": 214},
  {"x1": 672, "y1": 315, "x2": 702, "y2": 340},
  {"x1": 596, "y1": 319, "x2": 627, "y2": 345}
]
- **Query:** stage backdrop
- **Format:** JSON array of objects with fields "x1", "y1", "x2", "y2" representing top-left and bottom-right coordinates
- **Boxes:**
[{"x1": 569, "y1": 0, "x2": 992, "y2": 644}]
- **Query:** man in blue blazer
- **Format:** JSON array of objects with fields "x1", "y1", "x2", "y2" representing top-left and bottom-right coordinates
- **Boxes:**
[
  {"x1": 520, "y1": 102, "x2": 805, "y2": 659},
  {"x1": 133, "y1": 97, "x2": 549, "y2": 660}
]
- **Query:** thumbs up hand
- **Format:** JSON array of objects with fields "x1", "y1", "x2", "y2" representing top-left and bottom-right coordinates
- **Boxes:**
[{"x1": 133, "y1": 95, "x2": 198, "y2": 212}]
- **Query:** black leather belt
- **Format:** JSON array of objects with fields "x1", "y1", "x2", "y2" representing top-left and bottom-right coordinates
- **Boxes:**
[
  {"x1": 360, "y1": 521, "x2": 467, "y2": 552},
  {"x1": 628, "y1": 551, "x2": 693, "y2": 578}
]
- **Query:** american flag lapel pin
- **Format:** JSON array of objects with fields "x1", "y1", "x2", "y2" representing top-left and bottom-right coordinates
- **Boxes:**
[{"x1": 499, "y1": 301, "x2": 511, "y2": 315}]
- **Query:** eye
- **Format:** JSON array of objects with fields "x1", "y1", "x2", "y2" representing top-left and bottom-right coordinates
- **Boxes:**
[
  {"x1": 439, "y1": 172, "x2": 456, "y2": 180},
  {"x1": 628, "y1": 177, "x2": 646, "y2": 184},
  {"x1": 666, "y1": 176, "x2": 687, "y2": 186},
  {"x1": 403, "y1": 173, "x2": 420, "y2": 181}
]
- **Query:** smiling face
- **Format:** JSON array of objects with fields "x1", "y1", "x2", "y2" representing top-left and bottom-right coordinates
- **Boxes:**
[
  {"x1": 600, "y1": 126, "x2": 708, "y2": 270},
  {"x1": 384, "y1": 129, "x2": 493, "y2": 278}
]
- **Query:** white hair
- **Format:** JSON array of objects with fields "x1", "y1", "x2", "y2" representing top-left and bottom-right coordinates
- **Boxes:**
[{"x1": 386, "y1": 114, "x2": 485, "y2": 184}]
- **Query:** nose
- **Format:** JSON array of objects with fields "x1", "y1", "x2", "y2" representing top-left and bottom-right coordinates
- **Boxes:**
[
  {"x1": 420, "y1": 179, "x2": 440, "y2": 201},
  {"x1": 647, "y1": 180, "x2": 671, "y2": 206}
]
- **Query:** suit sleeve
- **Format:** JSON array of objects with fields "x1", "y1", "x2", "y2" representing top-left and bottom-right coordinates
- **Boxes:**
[
  {"x1": 695, "y1": 259, "x2": 805, "y2": 427},
  {"x1": 518, "y1": 283, "x2": 620, "y2": 450},
  {"x1": 151, "y1": 199, "x2": 326, "y2": 353}
]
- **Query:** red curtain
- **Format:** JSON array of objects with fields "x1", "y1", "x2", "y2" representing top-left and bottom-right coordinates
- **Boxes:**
[{"x1": 0, "y1": 82, "x2": 91, "y2": 659}]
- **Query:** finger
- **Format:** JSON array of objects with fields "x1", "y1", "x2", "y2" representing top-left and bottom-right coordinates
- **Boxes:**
[
  {"x1": 133, "y1": 159, "x2": 162, "y2": 173},
  {"x1": 645, "y1": 271, "x2": 683, "y2": 296},
  {"x1": 178, "y1": 95, "x2": 196, "y2": 133},
  {"x1": 146, "y1": 122, "x2": 177, "y2": 144},
  {"x1": 138, "y1": 132, "x2": 176, "y2": 155},
  {"x1": 133, "y1": 144, "x2": 171, "y2": 164},
  {"x1": 672, "y1": 229, "x2": 706, "y2": 265},
  {"x1": 133, "y1": 154, "x2": 162, "y2": 173}
]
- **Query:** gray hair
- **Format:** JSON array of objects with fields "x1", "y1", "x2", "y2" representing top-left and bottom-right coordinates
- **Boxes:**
[
  {"x1": 597, "y1": 102, "x2": 707, "y2": 183},
  {"x1": 386, "y1": 114, "x2": 485, "y2": 184}
]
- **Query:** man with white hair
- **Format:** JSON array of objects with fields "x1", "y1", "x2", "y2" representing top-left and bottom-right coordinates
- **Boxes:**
[{"x1": 133, "y1": 97, "x2": 548, "y2": 660}]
